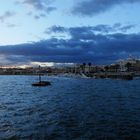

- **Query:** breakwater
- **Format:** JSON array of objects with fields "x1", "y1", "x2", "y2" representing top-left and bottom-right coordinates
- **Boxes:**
[{"x1": 93, "y1": 72, "x2": 134, "y2": 80}]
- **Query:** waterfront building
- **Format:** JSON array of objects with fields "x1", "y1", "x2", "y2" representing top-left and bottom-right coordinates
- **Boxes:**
[{"x1": 117, "y1": 55, "x2": 140, "y2": 72}]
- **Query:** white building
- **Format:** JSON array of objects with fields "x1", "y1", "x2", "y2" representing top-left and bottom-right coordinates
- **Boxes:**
[{"x1": 117, "y1": 55, "x2": 139, "y2": 72}]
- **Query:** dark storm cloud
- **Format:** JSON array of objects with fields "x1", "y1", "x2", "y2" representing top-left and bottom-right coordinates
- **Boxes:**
[
  {"x1": 5, "y1": 55, "x2": 30, "y2": 65},
  {"x1": 0, "y1": 29, "x2": 140, "y2": 64},
  {"x1": 72, "y1": 0, "x2": 140, "y2": 16}
]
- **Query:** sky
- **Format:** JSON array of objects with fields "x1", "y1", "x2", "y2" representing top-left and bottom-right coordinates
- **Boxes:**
[{"x1": 0, "y1": 0, "x2": 140, "y2": 66}]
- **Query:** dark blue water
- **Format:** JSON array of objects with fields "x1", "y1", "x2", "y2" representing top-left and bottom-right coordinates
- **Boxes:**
[{"x1": 0, "y1": 76, "x2": 140, "y2": 140}]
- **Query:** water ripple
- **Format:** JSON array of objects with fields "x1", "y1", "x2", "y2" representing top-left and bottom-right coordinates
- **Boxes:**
[{"x1": 0, "y1": 76, "x2": 140, "y2": 139}]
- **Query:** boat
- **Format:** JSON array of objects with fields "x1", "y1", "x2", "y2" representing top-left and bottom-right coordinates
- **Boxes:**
[
  {"x1": 32, "y1": 80, "x2": 51, "y2": 86},
  {"x1": 32, "y1": 66, "x2": 51, "y2": 86}
]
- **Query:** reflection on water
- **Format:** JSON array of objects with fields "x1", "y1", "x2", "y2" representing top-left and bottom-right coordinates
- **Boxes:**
[{"x1": 0, "y1": 75, "x2": 140, "y2": 140}]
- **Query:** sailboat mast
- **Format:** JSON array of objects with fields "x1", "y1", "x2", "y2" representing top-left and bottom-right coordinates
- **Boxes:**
[
  {"x1": 39, "y1": 74, "x2": 41, "y2": 82},
  {"x1": 39, "y1": 65, "x2": 41, "y2": 82}
]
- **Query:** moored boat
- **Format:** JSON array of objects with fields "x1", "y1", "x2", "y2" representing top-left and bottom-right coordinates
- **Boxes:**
[
  {"x1": 32, "y1": 66, "x2": 51, "y2": 86},
  {"x1": 32, "y1": 81, "x2": 51, "y2": 86}
]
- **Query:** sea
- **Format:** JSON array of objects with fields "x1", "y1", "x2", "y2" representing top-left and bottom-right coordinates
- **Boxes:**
[{"x1": 0, "y1": 75, "x2": 140, "y2": 140}]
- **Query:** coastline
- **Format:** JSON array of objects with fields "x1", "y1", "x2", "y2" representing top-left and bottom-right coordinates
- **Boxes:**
[{"x1": 0, "y1": 72, "x2": 138, "y2": 80}]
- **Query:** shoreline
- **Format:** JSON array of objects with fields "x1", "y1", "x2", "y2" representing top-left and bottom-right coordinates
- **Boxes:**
[{"x1": 0, "y1": 72, "x2": 138, "y2": 80}]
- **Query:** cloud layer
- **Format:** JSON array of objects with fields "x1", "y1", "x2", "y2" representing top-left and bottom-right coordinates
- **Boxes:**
[
  {"x1": 72, "y1": 0, "x2": 140, "y2": 16},
  {"x1": 48, "y1": 23, "x2": 135, "y2": 34},
  {"x1": 0, "y1": 24, "x2": 140, "y2": 65},
  {"x1": 25, "y1": 0, "x2": 56, "y2": 12},
  {"x1": 16, "y1": 0, "x2": 56, "y2": 19}
]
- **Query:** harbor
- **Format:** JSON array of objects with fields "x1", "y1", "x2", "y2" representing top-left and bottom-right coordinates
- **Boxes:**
[{"x1": 0, "y1": 56, "x2": 139, "y2": 80}]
